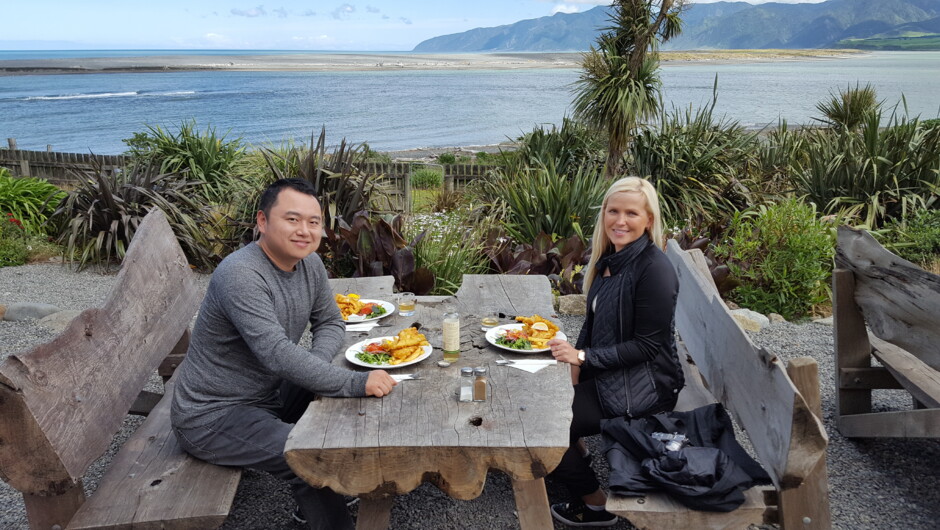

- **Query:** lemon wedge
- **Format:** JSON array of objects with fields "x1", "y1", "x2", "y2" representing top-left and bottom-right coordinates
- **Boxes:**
[{"x1": 532, "y1": 322, "x2": 549, "y2": 331}]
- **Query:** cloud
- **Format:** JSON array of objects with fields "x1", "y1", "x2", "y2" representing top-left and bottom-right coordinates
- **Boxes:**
[
  {"x1": 399, "y1": 17, "x2": 413, "y2": 25},
  {"x1": 552, "y1": 4, "x2": 580, "y2": 14},
  {"x1": 273, "y1": 7, "x2": 288, "y2": 18},
  {"x1": 302, "y1": 10, "x2": 316, "y2": 16},
  {"x1": 331, "y1": 3, "x2": 355, "y2": 19},
  {"x1": 366, "y1": 5, "x2": 380, "y2": 13},
  {"x1": 231, "y1": 5, "x2": 266, "y2": 17},
  {"x1": 382, "y1": 14, "x2": 390, "y2": 20}
]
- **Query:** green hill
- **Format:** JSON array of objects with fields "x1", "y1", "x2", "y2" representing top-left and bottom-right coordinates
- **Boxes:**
[{"x1": 413, "y1": 0, "x2": 940, "y2": 52}]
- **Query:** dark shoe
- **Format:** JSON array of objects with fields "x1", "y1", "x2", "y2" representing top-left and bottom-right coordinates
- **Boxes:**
[
  {"x1": 551, "y1": 501, "x2": 617, "y2": 527},
  {"x1": 292, "y1": 507, "x2": 307, "y2": 524}
]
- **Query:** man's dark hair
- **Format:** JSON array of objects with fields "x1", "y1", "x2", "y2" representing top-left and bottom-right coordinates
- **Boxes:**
[{"x1": 258, "y1": 178, "x2": 318, "y2": 216}]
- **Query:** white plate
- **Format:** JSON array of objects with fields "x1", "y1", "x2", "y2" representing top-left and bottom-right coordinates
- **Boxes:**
[
  {"x1": 342, "y1": 299, "x2": 395, "y2": 322},
  {"x1": 344, "y1": 336, "x2": 433, "y2": 369},
  {"x1": 485, "y1": 323, "x2": 567, "y2": 353}
]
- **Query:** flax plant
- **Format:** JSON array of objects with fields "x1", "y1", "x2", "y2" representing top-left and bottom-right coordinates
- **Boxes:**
[
  {"x1": 791, "y1": 110, "x2": 940, "y2": 228},
  {"x1": 482, "y1": 159, "x2": 606, "y2": 244},
  {"x1": 629, "y1": 92, "x2": 760, "y2": 227},
  {"x1": 406, "y1": 213, "x2": 490, "y2": 295}
]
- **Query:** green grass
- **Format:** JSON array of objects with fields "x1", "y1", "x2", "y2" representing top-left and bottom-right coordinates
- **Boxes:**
[
  {"x1": 412, "y1": 189, "x2": 438, "y2": 213},
  {"x1": 838, "y1": 35, "x2": 940, "y2": 51}
]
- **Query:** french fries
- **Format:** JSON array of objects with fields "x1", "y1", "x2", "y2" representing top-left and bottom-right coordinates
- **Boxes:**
[
  {"x1": 385, "y1": 327, "x2": 430, "y2": 365},
  {"x1": 335, "y1": 293, "x2": 364, "y2": 320},
  {"x1": 515, "y1": 314, "x2": 559, "y2": 349}
]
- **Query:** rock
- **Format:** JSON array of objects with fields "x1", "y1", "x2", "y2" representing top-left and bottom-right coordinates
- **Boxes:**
[
  {"x1": 37, "y1": 310, "x2": 83, "y2": 333},
  {"x1": 813, "y1": 316, "x2": 834, "y2": 326},
  {"x1": 3, "y1": 302, "x2": 61, "y2": 321},
  {"x1": 558, "y1": 294, "x2": 586, "y2": 315},
  {"x1": 730, "y1": 308, "x2": 770, "y2": 332},
  {"x1": 768, "y1": 313, "x2": 787, "y2": 324},
  {"x1": 726, "y1": 300, "x2": 740, "y2": 310}
]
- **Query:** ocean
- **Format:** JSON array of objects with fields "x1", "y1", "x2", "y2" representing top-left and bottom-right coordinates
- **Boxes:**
[{"x1": 0, "y1": 51, "x2": 938, "y2": 155}]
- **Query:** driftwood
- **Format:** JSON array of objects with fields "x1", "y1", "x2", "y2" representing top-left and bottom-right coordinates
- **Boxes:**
[
  {"x1": 835, "y1": 225, "x2": 940, "y2": 371},
  {"x1": 833, "y1": 226, "x2": 940, "y2": 438},
  {"x1": 0, "y1": 210, "x2": 240, "y2": 530}
]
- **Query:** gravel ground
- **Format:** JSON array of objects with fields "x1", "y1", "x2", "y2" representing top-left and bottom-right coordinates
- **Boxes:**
[{"x1": 1, "y1": 263, "x2": 938, "y2": 529}]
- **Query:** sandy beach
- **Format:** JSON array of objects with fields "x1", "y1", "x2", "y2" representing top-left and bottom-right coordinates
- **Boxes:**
[{"x1": 0, "y1": 50, "x2": 866, "y2": 76}]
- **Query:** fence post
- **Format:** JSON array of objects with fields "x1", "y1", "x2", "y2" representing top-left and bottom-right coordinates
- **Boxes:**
[
  {"x1": 47, "y1": 145, "x2": 53, "y2": 152},
  {"x1": 443, "y1": 165, "x2": 454, "y2": 194},
  {"x1": 7, "y1": 138, "x2": 16, "y2": 150},
  {"x1": 403, "y1": 165, "x2": 413, "y2": 214}
]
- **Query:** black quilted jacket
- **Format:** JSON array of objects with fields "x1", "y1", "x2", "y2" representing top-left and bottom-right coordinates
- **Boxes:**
[{"x1": 575, "y1": 235, "x2": 684, "y2": 419}]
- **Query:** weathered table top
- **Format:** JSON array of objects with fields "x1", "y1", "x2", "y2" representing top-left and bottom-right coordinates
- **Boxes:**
[{"x1": 286, "y1": 274, "x2": 574, "y2": 528}]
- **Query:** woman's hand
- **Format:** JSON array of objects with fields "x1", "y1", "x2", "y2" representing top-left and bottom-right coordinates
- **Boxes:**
[{"x1": 548, "y1": 338, "x2": 581, "y2": 366}]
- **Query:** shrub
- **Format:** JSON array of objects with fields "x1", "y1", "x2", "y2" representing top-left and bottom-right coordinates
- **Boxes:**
[
  {"x1": 814, "y1": 83, "x2": 881, "y2": 132},
  {"x1": 411, "y1": 167, "x2": 443, "y2": 189},
  {"x1": 482, "y1": 160, "x2": 605, "y2": 244},
  {"x1": 46, "y1": 159, "x2": 213, "y2": 271},
  {"x1": 715, "y1": 199, "x2": 835, "y2": 320},
  {"x1": 123, "y1": 120, "x2": 246, "y2": 203},
  {"x1": 0, "y1": 213, "x2": 28, "y2": 267},
  {"x1": 437, "y1": 153, "x2": 456, "y2": 164},
  {"x1": 882, "y1": 208, "x2": 940, "y2": 270},
  {"x1": 789, "y1": 102, "x2": 940, "y2": 228},
  {"x1": 407, "y1": 212, "x2": 490, "y2": 295},
  {"x1": 0, "y1": 171, "x2": 65, "y2": 236},
  {"x1": 514, "y1": 118, "x2": 605, "y2": 176},
  {"x1": 629, "y1": 98, "x2": 760, "y2": 227}
]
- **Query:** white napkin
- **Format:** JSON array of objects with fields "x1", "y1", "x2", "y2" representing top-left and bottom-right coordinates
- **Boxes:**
[
  {"x1": 346, "y1": 321, "x2": 380, "y2": 332},
  {"x1": 504, "y1": 360, "x2": 557, "y2": 373}
]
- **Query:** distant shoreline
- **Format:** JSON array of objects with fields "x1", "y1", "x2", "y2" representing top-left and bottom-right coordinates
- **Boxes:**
[{"x1": 0, "y1": 49, "x2": 868, "y2": 76}]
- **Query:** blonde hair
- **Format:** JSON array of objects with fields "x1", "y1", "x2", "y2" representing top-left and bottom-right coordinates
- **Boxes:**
[{"x1": 582, "y1": 176, "x2": 664, "y2": 294}]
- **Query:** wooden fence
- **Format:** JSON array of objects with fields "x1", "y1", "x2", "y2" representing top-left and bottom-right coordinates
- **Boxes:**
[{"x1": 0, "y1": 143, "x2": 499, "y2": 212}]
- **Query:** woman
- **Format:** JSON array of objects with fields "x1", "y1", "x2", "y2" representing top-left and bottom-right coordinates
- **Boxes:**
[{"x1": 547, "y1": 176, "x2": 684, "y2": 527}]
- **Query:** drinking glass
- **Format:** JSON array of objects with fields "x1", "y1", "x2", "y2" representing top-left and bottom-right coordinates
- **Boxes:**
[
  {"x1": 398, "y1": 292, "x2": 416, "y2": 316},
  {"x1": 480, "y1": 309, "x2": 499, "y2": 331}
]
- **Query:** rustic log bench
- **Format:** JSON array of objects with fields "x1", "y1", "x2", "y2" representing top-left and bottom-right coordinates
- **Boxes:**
[
  {"x1": 833, "y1": 226, "x2": 940, "y2": 438},
  {"x1": 605, "y1": 242, "x2": 832, "y2": 529},
  {"x1": 0, "y1": 210, "x2": 241, "y2": 530}
]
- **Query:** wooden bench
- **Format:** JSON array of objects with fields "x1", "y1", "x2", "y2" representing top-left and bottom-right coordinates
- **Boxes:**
[
  {"x1": 0, "y1": 210, "x2": 241, "y2": 530},
  {"x1": 833, "y1": 226, "x2": 940, "y2": 438},
  {"x1": 605, "y1": 241, "x2": 832, "y2": 529}
]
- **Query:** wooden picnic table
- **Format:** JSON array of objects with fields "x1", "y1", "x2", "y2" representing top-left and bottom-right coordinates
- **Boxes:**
[{"x1": 285, "y1": 274, "x2": 574, "y2": 529}]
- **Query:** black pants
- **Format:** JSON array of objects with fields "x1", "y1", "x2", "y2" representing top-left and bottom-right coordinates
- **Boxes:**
[{"x1": 549, "y1": 377, "x2": 605, "y2": 499}]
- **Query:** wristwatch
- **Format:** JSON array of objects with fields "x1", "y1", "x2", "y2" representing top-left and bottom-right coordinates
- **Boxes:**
[{"x1": 577, "y1": 350, "x2": 586, "y2": 366}]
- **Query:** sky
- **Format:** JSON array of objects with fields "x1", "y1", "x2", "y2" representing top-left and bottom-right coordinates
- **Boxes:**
[{"x1": 3, "y1": 1, "x2": 828, "y2": 52}]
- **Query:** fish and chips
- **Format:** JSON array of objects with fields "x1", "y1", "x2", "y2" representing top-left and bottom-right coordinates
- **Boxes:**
[
  {"x1": 335, "y1": 293, "x2": 387, "y2": 321},
  {"x1": 355, "y1": 327, "x2": 430, "y2": 366},
  {"x1": 495, "y1": 314, "x2": 560, "y2": 350}
]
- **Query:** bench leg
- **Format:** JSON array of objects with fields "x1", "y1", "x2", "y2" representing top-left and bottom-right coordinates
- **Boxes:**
[
  {"x1": 511, "y1": 477, "x2": 553, "y2": 530},
  {"x1": 781, "y1": 358, "x2": 832, "y2": 529},
  {"x1": 356, "y1": 494, "x2": 395, "y2": 530},
  {"x1": 833, "y1": 270, "x2": 874, "y2": 420},
  {"x1": 23, "y1": 481, "x2": 85, "y2": 530}
]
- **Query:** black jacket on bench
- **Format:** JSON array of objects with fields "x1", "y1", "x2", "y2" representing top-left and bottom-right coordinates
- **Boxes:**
[{"x1": 602, "y1": 403, "x2": 772, "y2": 512}]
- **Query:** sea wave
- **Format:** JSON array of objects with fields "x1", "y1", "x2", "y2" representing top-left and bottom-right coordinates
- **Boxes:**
[{"x1": 21, "y1": 90, "x2": 197, "y2": 101}]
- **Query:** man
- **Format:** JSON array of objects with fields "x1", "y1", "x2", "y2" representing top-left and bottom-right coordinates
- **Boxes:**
[{"x1": 171, "y1": 178, "x2": 397, "y2": 529}]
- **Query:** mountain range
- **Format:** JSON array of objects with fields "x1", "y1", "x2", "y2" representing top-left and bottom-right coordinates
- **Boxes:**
[{"x1": 412, "y1": 0, "x2": 940, "y2": 52}]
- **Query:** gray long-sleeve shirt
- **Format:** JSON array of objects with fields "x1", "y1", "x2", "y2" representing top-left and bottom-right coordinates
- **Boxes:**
[{"x1": 171, "y1": 242, "x2": 368, "y2": 430}]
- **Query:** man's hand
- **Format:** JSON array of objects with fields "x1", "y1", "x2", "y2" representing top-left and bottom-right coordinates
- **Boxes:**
[{"x1": 365, "y1": 370, "x2": 397, "y2": 397}]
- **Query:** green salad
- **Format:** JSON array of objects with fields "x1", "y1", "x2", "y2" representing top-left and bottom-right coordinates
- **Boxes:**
[
  {"x1": 496, "y1": 334, "x2": 532, "y2": 350},
  {"x1": 355, "y1": 352, "x2": 392, "y2": 365}
]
